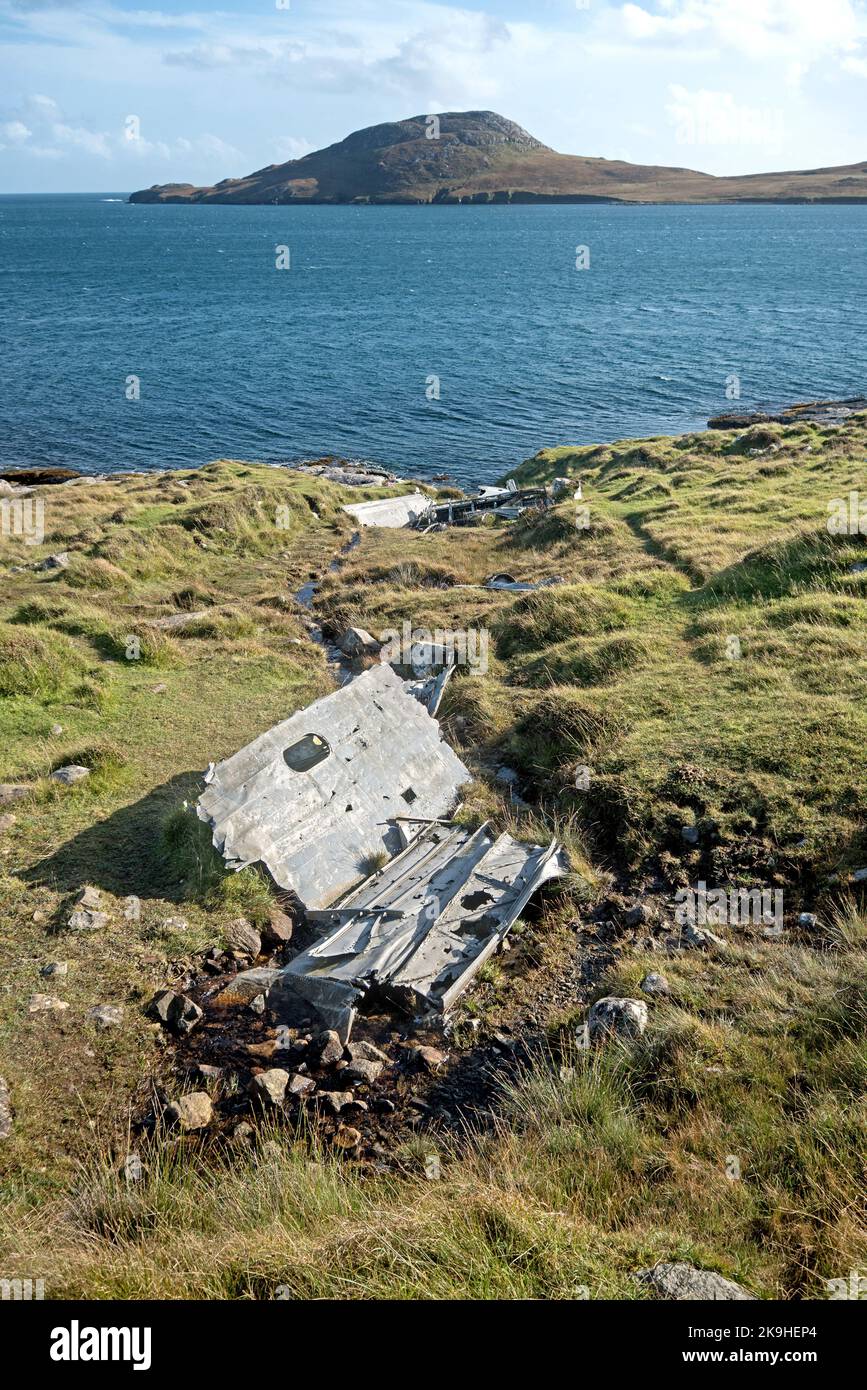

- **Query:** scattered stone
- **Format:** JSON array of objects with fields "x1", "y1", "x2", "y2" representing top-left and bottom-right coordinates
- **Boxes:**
[
  {"x1": 76, "y1": 885, "x2": 101, "y2": 910},
  {"x1": 38, "y1": 551, "x2": 69, "y2": 571},
  {"x1": 123, "y1": 895, "x2": 141, "y2": 921},
  {"x1": 317, "y1": 1090, "x2": 355, "y2": 1114},
  {"x1": 314, "y1": 1029, "x2": 345, "y2": 1067},
  {"x1": 87, "y1": 1004, "x2": 123, "y2": 1029},
  {"x1": 344, "y1": 1058, "x2": 383, "y2": 1085},
  {"x1": 28, "y1": 993, "x2": 69, "y2": 1014},
  {"x1": 50, "y1": 765, "x2": 90, "y2": 785},
  {"x1": 0, "y1": 813, "x2": 16, "y2": 835},
  {"x1": 151, "y1": 683, "x2": 167, "y2": 694},
  {"x1": 332, "y1": 1125, "x2": 362, "y2": 1149},
  {"x1": 288, "y1": 1073, "x2": 316, "y2": 1097},
  {"x1": 121, "y1": 1153, "x2": 144, "y2": 1183},
  {"x1": 212, "y1": 967, "x2": 279, "y2": 1008},
  {"x1": 683, "y1": 924, "x2": 728, "y2": 951},
  {"x1": 338, "y1": 626, "x2": 381, "y2": 657},
  {"x1": 41, "y1": 961, "x2": 68, "y2": 979},
  {"x1": 262, "y1": 907, "x2": 293, "y2": 946},
  {"x1": 146, "y1": 989, "x2": 203, "y2": 1036},
  {"x1": 68, "y1": 907, "x2": 109, "y2": 932},
  {"x1": 226, "y1": 918, "x2": 262, "y2": 958},
  {"x1": 0, "y1": 784, "x2": 30, "y2": 807},
  {"x1": 232, "y1": 1121, "x2": 255, "y2": 1145},
  {"x1": 0, "y1": 1076, "x2": 12, "y2": 1139},
  {"x1": 495, "y1": 766, "x2": 520, "y2": 786},
  {"x1": 346, "y1": 1039, "x2": 389, "y2": 1065},
  {"x1": 634, "y1": 1262, "x2": 755, "y2": 1301},
  {"x1": 680, "y1": 824, "x2": 700, "y2": 846},
  {"x1": 640, "y1": 971, "x2": 671, "y2": 996},
  {"x1": 624, "y1": 902, "x2": 650, "y2": 928},
  {"x1": 411, "y1": 1044, "x2": 448, "y2": 1072},
  {"x1": 373, "y1": 1097, "x2": 396, "y2": 1115},
  {"x1": 50, "y1": 724, "x2": 64, "y2": 737},
  {"x1": 165, "y1": 1091, "x2": 212, "y2": 1131},
  {"x1": 250, "y1": 1068, "x2": 291, "y2": 1106},
  {"x1": 191, "y1": 1063, "x2": 224, "y2": 1083},
  {"x1": 798, "y1": 912, "x2": 818, "y2": 930},
  {"x1": 247, "y1": 993, "x2": 266, "y2": 1016},
  {"x1": 588, "y1": 996, "x2": 648, "y2": 1044}
]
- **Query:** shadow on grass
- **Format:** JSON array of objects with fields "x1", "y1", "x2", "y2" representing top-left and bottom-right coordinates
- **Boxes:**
[{"x1": 22, "y1": 771, "x2": 204, "y2": 901}]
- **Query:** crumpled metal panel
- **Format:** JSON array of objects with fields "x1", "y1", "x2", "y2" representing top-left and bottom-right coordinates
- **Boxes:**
[
  {"x1": 273, "y1": 820, "x2": 569, "y2": 1039},
  {"x1": 342, "y1": 492, "x2": 430, "y2": 528},
  {"x1": 197, "y1": 664, "x2": 471, "y2": 910}
]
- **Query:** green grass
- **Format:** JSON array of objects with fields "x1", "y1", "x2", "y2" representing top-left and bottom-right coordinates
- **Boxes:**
[{"x1": 1, "y1": 433, "x2": 866, "y2": 1300}]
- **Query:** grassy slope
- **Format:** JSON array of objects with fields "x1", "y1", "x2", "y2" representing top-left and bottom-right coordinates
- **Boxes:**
[{"x1": 1, "y1": 432, "x2": 865, "y2": 1299}]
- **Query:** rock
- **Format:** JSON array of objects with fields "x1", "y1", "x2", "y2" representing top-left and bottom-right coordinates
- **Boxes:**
[
  {"x1": 851, "y1": 867, "x2": 867, "y2": 883},
  {"x1": 0, "y1": 1076, "x2": 12, "y2": 1139},
  {"x1": 212, "y1": 967, "x2": 279, "y2": 1007},
  {"x1": 588, "y1": 997, "x2": 648, "y2": 1044},
  {"x1": 338, "y1": 626, "x2": 380, "y2": 657},
  {"x1": 640, "y1": 972, "x2": 671, "y2": 996},
  {"x1": 344, "y1": 1058, "x2": 383, "y2": 1085},
  {"x1": 0, "y1": 784, "x2": 30, "y2": 807},
  {"x1": 0, "y1": 813, "x2": 16, "y2": 835},
  {"x1": 87, "y1": 1004, "x2": 124, "y2": 1030},
  {"x1": 288, "y1": 1073, "x2": 316, "y2": 1097},
  {"x1": 38, "y1": 551, "x2": 69, "y2": 571},
  {"x1": 680, "y1": 824, "x2": 700, "y2": 846},
  {"x1": 683, "y1": 924, "x2": 727, "y2": 951},
  {"x1": 50, "y1": 724, "x2": 64, "y2": 737},
  {"x1": 314, "y1": 1029, "x2": 345, "y2": 1067},
  {"x1": 50, "y1": 765, "x2": 90, "y2": 786},
  {"x1": 798, "y1": 912, "x2": 818, "y2": 930},
  {"x1": 495, "y1": 766, "x2": 520, "y2": 786},
  {"x1": 68, "y1": 908, "x2": 109, "y2": 932},
  {"x1": 624, "y1": 902, "x2": 650, "y2": 928},
  {"x1": 316, "y1": 1090, "x2": 355, "y2": 1114},
  {"x1": 333, "y1": 1125, "x2": 362, "y2": 1149},
  {"x1": 346, "y1": 1039, "x2": 389, "y2": 1065},
  {"x1": 165, "y1": 1091, "x2": 212, "y2": 1131},
  {"x1": 121, "y1": 1153, "x2": 144, "y2": 1182},
  {"x1": 226, "y1": 917, "x2": 262, "y2": 958},
  {"x1": 232, "y1": 1121, "x2": 255, "y2": 1145},
  {"x1": 28, "y1": 993, "x2": 69, "y2": 1014},
  {"x1": 250, "y1": 1069, "x2": 291, "y2": 1106},
  {"x1": 123, "y1": 895, "x2": 141, "y2": 921},
  {"x1": 247, "y1": 993, "x2": 266, "y2": 1016},
  {"x1": 412, "y1": 1044, "x2": 448, "y2": 1072},
  {"x1": 76, "y1": 886, "x2": 101, "y2": 909},
  {"x1": 262, "y1": 907, "x2": 293, "y2": 946},
  {"x1": 147, "y1": 989, "x2": 202, "y2": 1036},
  {"x1": 634, "y1": 1262, "x2": 755, "y2": 1301},
  {"x1": 191, "y1": 1063, "x2": 224, "y2": 1083},
  {"x1": 41, "y1": 961, "x2": 68, "y2": 979}
]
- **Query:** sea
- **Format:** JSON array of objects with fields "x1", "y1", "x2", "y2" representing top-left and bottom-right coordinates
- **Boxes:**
[{"x1": 1, "y1": 194, "x2": 865, "y2": 490}]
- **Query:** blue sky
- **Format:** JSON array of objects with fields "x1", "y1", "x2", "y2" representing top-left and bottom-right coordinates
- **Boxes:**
[{"x1": 2, "y1": 0, "x2": 867, "y2": 191}]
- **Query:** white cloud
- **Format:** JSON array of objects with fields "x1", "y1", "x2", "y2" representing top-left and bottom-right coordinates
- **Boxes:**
[{"x1": 619, "y1": 0, "x2": 863, "y2": 64}]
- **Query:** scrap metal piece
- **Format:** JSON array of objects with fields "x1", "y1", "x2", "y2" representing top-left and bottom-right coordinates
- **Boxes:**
[
  {"x1": 197, "y1": 664, "x2": 471, "y2": 910},
  {"x1": 342, "y1": 491, "x2": 431, "y2": 528},
  {"x1": 273, "y1": 820, "x2": 569, "y2": 1038}
]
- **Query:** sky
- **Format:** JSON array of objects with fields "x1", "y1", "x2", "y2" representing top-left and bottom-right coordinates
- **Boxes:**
[{"x1": 1, "y1": 0, "x2": 867, "y2": 192}]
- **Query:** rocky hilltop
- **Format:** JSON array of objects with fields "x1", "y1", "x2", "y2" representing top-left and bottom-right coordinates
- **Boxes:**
[{"x1": 130, "y1": 109, "x2": 867, "y2": 206}]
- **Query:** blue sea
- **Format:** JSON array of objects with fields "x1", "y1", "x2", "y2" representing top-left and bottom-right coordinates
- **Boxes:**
[{"x1": 1, "y1": 194, "x2": 865, "y2": 489}]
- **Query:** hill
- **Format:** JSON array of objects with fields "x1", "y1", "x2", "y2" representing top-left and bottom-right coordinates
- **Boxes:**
[
  {"x1": 129, "y1": 110, "x2": 867, "y2": 206},
  {"x1": 1, "y1": 418, "x2": 866, "y2": 1298}
]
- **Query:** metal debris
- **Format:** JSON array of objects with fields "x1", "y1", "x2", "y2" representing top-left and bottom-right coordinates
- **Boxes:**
[
  {"x1": 342, "y1": 491, "x2": 431, "y2": 528},
  {"x1": 197, "y1": 664, "x2": 471, "y2": 910},
  {"x1": 413, "y1": 480, "x2": 551, "y2": 529},
  {"x1": 269, "y1": 819, "x2": 569, "y2": 1039}
]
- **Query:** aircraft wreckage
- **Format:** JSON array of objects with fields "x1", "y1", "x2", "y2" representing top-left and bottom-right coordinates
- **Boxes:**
[{"x1": 198, "y1": 664, "x2": 568, "y2": 1039}]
